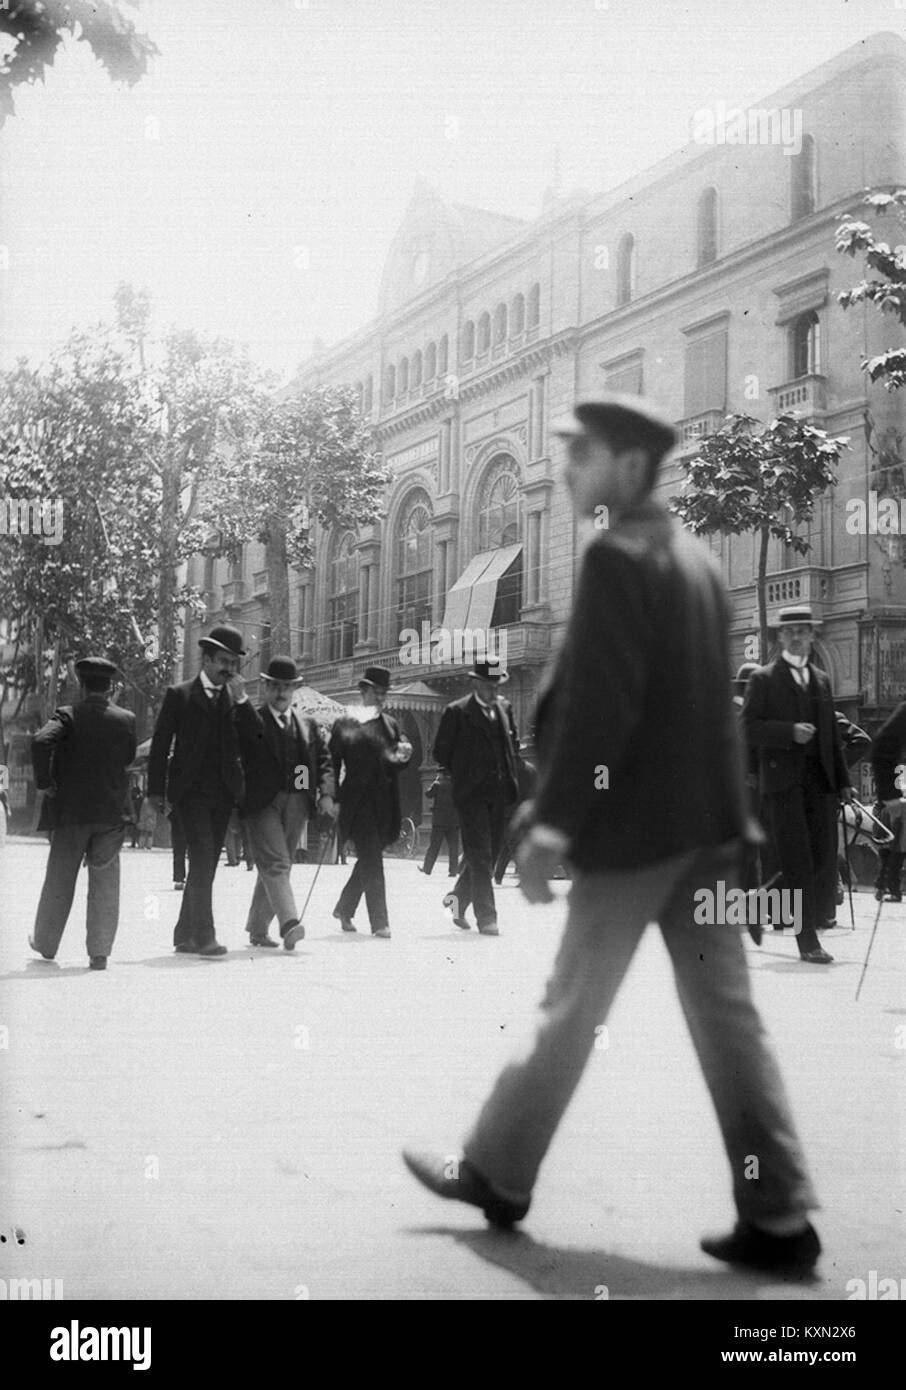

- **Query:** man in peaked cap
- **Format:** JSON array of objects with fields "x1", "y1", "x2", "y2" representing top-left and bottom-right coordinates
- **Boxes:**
[
  {"x1": 148, "y1": 624, "x2": 247, "y2": 956},
  {"x1": 234, "y1": 655, "x2": 338, "y2": 950},
  {"x1": 29, "y1": 656, "x2": 137, "y2": 969},
  {"x1": 329, "y1": 665, "x2": 412, "y2": 938},
  {"x1": 433, "y1": 659, "x2": 520, "y2": 934},
  {"x1": 743, "y1": 605, "x2": 853, "y2": 963},
  {"x1": 405, "y1": 395, "x2": 823, "y2": 1275}
]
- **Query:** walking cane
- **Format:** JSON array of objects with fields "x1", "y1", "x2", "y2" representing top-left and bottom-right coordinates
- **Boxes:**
[
  {"x1": 855, "y1": 894, "x2": 884, "y2": 1002},
  {"x1": 839, "y1": 804, "x2": 856, "y2": 932},
  {"x1": 296, "y1": 821, "x2": 338, "y2": 927}
]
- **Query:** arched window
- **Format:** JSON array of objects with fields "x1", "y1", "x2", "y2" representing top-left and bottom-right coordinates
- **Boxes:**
[
  {"x1": 493, "y1": 302, "x2": 507, "y2": 346},
  {"x1": 616, "y1": 233, "x2": 636, "y2": 306},
  {"x1": 792, "y1": 310, "x2": 821, "y2": 378},
  {"x1": 477, "y1": 458, "x2": 522, "y2": 626},
  {"x1": 527, "y1": 282, "x2": 540, "y2": 329},
  {"x1": 425, "y1": 342, "x2": 437, "y2": 381},
  {"x1": 510, "y1": 292, "x2": 525, "y2": 336},
  {"x1": 384, "y1": 364, "x2": 396, "y2": 402},
  {"x1": 396, "y1": 491, "x2": 433, "y2": 634},
  {"x1": 791, "y1": 134, "x2": 817, "y2": 220},
  {"x1": 696, "y1": 188, "x2": 718, "y2": 267},
  {"x1": 461, "y1": 320, "x2": 475, "y2": 361},
  {"x1": 438, "y1": 333, "x2": 449, "y2": 376},
  {"x1": 363, "y1": 374, "x2": 373, "y2": 414},
  {"x1": 398, "y1": 356, "x2": 409, "y2": 394},
  {"x1": 328, "y1": 531, "x2": 359, "y2": 661},
  {"x1": 477, "y1": 311, "x2": 491, "y2": 355}
]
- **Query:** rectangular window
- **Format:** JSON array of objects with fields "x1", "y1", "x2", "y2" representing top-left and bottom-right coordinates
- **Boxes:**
[{"x1": 683, "y1": 331, "x2": 727, "y2": 417}]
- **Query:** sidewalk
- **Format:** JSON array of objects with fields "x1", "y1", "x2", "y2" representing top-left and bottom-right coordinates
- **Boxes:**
[{"x1": 1, "y1": 840, "x2": 903, "y2": 1300}]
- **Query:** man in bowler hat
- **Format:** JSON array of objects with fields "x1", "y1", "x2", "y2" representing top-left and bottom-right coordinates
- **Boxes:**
[
  {"x1": 330, "y1": 666, "x2": 412, "y2": 938},
  {"x1": 433, "y1": 661, "x2": 519, "y2": 935},
  {"x1": 148, "y1": 624, "x2": 247, "y2": 955},
  {"x1": 742, "y1": 606, "x2": 853, "y2": 963},
  {"x1": 30, "y1": 656, "x2": 136, "y2": 969},
  {"x1": 405, "y1": 395, "x2": 822, "y2": 1274},
  {"x1": 235, "y1": 655, "x2": 338, "y2": 950}
]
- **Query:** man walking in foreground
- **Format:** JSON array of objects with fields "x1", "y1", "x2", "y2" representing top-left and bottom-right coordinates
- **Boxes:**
[
  {"x1": 404, "y1": 395, "x2": 821, "y2": 1274},
  {"x1": 30, "y1": 656, "x2": 136, "y2": 969}
]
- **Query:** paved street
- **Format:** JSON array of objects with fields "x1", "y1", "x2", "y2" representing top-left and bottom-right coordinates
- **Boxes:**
[{"x1": 0, "y1": 837, "x2": 903, "y2": 1302}]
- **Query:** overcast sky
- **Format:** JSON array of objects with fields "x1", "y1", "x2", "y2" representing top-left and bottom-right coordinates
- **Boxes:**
[{"x1": 0, "y1": 0, "x2": 899, "y2": 381}]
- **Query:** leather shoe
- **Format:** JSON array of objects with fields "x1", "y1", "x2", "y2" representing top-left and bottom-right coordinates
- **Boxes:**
[
  {"x1": 196, "y1": 941, "x2": 227, "y2": 957},
  {"x1": 372, "y1": 928, "x2": 391, "y2": 938},
  {"x1": 477, "y1": 922, "x2": 499, "y2": 936},
  {"x1": 173, "y1": 881, "x2": 185, "y2": 891},
  {"x1": 700, "y1": 1219, "x2": 820, "y2": 1273},
  {"x1": 281, "y1": 920, "x2": 305, "y2": 951},
  {"x1": 800, "y1": 948, "x2": 833, "y2": 964},
  {"x1": 402, "y1": 1150, "x2": 529, "y2": 1228},
  {"x1": 88, "y1": 956, "x2": 107, "y2": 971},
  {"x1": 28, "y1": 936, "x2": 55, "y2": 961},
  {"x1": 174, "y1": 942, "x2": 196, "y2": 953},
  {"x1": 443, "y1": 893, "x2": 471, "y2": 929},
  {"x1": 333, "y1": 910, "x2": 357, "y2": 933},
  {"x1": 249, "y1": 934, "x2": 280, "y2": 948}
]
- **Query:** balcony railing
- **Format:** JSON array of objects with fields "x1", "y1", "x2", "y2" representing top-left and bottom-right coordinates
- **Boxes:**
[
  {"x1": 676, "y1": 409, "x2": 727, "y2": 448},
  {"x1": 302, "y1": 622, "x2": 553, "y2": 691},
  {"x1": 763, "y1": 566, "x2": 830, "y2": 621},
  {"x1": 768, "y1": 374, "x2": 827, "y2": 417}
]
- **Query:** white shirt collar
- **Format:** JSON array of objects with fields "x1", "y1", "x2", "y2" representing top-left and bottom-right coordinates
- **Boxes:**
[
  {"x1": 345, "y1": 703, "x2": 382, "y2": 724},
  {"x1": 199, "y1": 670, "x2": 218, "y2": 695},
  {"x1": 781, "y1": 652, "x2": 809, "y2": 670},
  {"x1": 269, "y1": 705, "x2": 291, "y2": 726},
  {"x1": 473, "y1": 693, "x2": 497, "y2": 710}
]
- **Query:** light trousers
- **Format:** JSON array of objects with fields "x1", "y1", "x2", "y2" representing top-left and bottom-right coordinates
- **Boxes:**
[
  {"x1": 464, "y1": 841, "x2": 818, "y2": 1223},
  {"x1": 244, "y1": 791, "x2": 309, "y2": 935}
]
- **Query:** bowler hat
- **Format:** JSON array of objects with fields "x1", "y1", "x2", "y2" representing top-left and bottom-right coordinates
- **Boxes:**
[
  {"x1": 773, "y1": 605, "x2": 822, "y2": 629},
  {"x1": 199, "y1": 623, "x2": 247, "y2": 656},
  {"x1": 75, "y1": 656, "x2": 119, "y2": 681},
  {"x1": 260, "y1": 655, "x2": 304, "y2": 686},
  {"x1": 467, "y1": 661, "x2": 509, "y2": 684},
  {"x1": 359, "y1": 665, "x2": 391, "y2": 691},
  {"x1": 552, "y1": 394, "x2": 677, "y2": 461}
]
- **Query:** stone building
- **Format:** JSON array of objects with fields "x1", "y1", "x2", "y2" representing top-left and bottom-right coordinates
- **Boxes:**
[{"x1": 184, "y1": 32, "x2": 906, "y2": 821}]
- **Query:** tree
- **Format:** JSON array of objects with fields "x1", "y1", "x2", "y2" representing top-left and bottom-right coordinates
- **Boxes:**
[
  {"x1": 670, "y1": 413, "x2": 848, "y2": 661},
  {"x1": 836, "y1": 189, "x2": 906, "y2": 392},
  {"x1": 212, "y1": 386, "x2": 387, "y2": 655},
  {"x1": 0, "y1": 328, "x2": 162, "y2": 748},
  {"x1": 0, "y1": 0, "x2": 158, "y2": 124}
]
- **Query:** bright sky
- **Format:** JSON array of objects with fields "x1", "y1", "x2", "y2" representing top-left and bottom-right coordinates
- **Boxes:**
[{"x1": 0, "y1": 0, "x2": 900, "y2": 380}]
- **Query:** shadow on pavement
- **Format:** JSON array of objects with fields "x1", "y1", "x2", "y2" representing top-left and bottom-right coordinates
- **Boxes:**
[{"x1": 408, "y1": 1225, "x2": 822, "y2": 1300}]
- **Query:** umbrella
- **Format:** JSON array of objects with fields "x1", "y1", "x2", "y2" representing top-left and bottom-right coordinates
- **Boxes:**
[{"x1": 292, "y1": 685, "x2": 346, "y2": 727}]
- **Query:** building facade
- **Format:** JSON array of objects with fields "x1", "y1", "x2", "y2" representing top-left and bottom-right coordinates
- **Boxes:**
[{"x1": 185, "y1": 33, "x2": 906, "y2": 821}]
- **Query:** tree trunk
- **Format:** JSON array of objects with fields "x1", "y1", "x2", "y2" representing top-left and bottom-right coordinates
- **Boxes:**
[
  {"x1": 266, "y1": 520, "x2": 291, "y2": 656},
  {"x1": 158, "y1": 447, "x2": 181, "y2": 687},
  {"x1": 757, "y1": 523, "x2": 770, "y2": 663}
]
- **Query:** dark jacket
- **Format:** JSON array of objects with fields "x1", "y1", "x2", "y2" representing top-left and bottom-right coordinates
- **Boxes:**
[
  {"x1": 235, "y1": 702, "x2": 335, "y2": 817},
  {"x1": 426, "y1": 774, "x2": 459, "y2": 828},
  {"x1": 147, "y1": 676, "x2": 244, "y2": 806},
  {"x1": 743, "y1": 661, "x2": 849, "y2": 796},
  {"x1": 871, "y1": 701, "x2": 906, "y2": 801},
  {"x1": 532, "y1": 501, "x2": 747, "y2": 871},
  {"x1": 31, "y1": 695, "x2": 136, "y2": 830},
  {"x1": 330, "y1": 711, "x2": 410, "y2": 847},
  {"x1": 433, "y1": 694, "x2": 519, "y2": 803}
]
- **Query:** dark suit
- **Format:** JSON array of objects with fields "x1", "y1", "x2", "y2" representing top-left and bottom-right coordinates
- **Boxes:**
[
  {"x1": 743, "y1": 659, "x2": 849, "y2": 954},
  {"x1": 434, "y1": 693, "x2": 519, "y2": 930},
  {"x1": 330, "y1": 710, "x2": 410, "y2": 933},
  {"x1": 869, "y1": 702, "x2": 906, "y2": 899},
  {"x1": 235, "y1": 702, "x2": 335, "y2": 936},
  {"x1": 422, "y1": 775, "x2": 460, "y2": 875},
  {"x1": 148, "y1": 676, "x2": 244, "y2": 948},
  {"x1": 31, "y1": 694, "x2": 137, "y2": 959},
  {"x1": 462, "y1": 501, "x2": 815, "y2": 1225}
]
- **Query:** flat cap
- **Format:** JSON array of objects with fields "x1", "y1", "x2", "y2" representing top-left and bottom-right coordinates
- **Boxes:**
[
  {"x1": 75, "y1": 656, "x2": 119, "y2": 679},
  {"x1": 552, "y1": 393, "x2": 677, "y2": 461}
]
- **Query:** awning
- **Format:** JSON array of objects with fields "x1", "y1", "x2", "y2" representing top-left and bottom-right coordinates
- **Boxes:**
[{"x1": 441, "y1": 544, "x2": 522, "y2": 631}]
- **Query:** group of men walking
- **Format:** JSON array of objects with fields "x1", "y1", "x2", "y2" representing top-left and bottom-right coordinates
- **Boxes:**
[{"x1": 24, "y1": 389, "x2": 906, "y2": 1276}]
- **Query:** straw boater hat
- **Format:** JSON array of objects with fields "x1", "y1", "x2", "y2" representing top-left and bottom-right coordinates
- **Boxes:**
[{"x1": 772, "y1": 605, "x2": 822, "y2": 630}]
